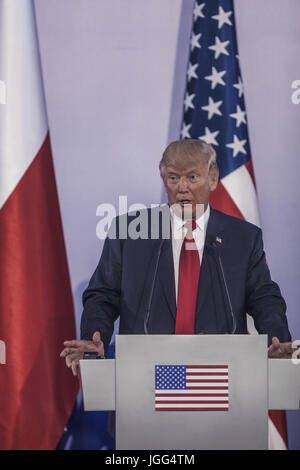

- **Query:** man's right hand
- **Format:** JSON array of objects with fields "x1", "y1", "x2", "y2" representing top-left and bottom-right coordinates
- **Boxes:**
[{"x1": 60, "y1": 331, "x2": 104, "y2": 376}]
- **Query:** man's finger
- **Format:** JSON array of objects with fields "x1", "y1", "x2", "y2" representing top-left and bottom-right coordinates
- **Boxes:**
[
  {"x1": 63, "y1": 339, "x2": 86, "y2": 348},
  {"x1": 66, "y1": 355, "x2": 73, "y2": 368},
  {"x1": 268, "y1": 344, "x2": 279, "y2": 354},
  {"x1": 92, "y1": 331, "x2": 102, "y2": 344},
  {"x1": 65, "y1": 351, "x2": 82, "y2": 368},
  {"x1": 269, "y1": 337, "x2": 281, "y2": 353},
  {"x1": 272, "y1": 337, "x2": 281, "y2": 347},
  {"x1": 286, "y1": 342, "x2": 294, "y2": 353},
  {"x1": 60, "y1": 347, "x2": 81, "y2": 357},
  {"x1": 71, "y1": 358, "x2": 80, "y2": 376},
  {"x1": 281, "y1": 342, "x2": 294, "y2": 357}
]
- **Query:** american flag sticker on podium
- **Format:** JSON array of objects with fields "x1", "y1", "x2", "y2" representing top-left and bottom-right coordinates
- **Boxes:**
[{"x1": 155, "y1": 365, "x2": 229, "y2": 411}]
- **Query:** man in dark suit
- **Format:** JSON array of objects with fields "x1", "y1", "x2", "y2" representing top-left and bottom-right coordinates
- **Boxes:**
[{"x1": 61, "y1": 140, "x2": 293, "y2": 375}]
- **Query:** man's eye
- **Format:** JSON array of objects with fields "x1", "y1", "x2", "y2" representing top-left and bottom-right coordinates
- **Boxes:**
[
  {"x1": 189, "y1": 175, "x2": 198, "y2": 181},
  {"x1": 168, "y1": 176, "x2": 179, "y2": 182}
]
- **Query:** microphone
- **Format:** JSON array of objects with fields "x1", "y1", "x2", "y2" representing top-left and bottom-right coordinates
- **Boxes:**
[
  {"x1": 205, "y1": 236, "x2": 237, "y2": 334},
  {"x1": 144, "y1": 238, "x2": 165, "y2": 334}
]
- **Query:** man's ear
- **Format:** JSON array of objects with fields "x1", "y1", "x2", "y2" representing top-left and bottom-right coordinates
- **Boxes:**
[
  {"x1": 209, "y1": 170, "x2": 219, "y2": 191},
  {"x1": 160, "y1": 170, "x2": 166, "y2": 185}
]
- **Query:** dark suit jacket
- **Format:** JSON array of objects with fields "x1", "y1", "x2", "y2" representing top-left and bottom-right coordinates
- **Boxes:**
[{"x1": 81, "y1": 207, "x2": 291, "y2": 351}]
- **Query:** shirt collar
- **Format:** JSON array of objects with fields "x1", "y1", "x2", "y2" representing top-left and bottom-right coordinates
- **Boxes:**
[{"x1": 170, "y1": 204, "x2": 210, "y2": 232}]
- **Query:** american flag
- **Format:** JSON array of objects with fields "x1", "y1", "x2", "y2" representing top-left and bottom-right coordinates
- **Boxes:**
[
  {"x1": 182, "y1": 0, "x2": 259, "y2": 225},
  {"x1": 155, "y1": 365, "x2": 229, "y2": 411},
  {"x1": 181, "y1": 0, "x2": 288, "y2": 448}
]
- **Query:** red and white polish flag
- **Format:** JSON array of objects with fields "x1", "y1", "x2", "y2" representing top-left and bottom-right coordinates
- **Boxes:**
[{"x1": 0, "y1": 0, "x2": 78, "y2": 449}]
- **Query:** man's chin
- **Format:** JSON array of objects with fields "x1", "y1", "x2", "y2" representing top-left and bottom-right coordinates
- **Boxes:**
[{"x1": 170, "y1": 203, "x2": 205, "y2": 220}]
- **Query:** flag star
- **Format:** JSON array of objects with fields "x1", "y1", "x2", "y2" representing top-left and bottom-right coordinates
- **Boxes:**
[
  {"x1": 193, "y1": 2, "x2": 205, "y2": 21},
  {"x1": 201, "y1": 96, "x2": 223, "y2": 119},
  {"x1": 184, "y1": 92, "x2": 195, "y2": 112},
  {"x1": 181, "y1": 122, "x2": 192, "y2": 139},
  {"x1": 233, "y1": 76, "x2": 244, "y2": 97},
  {"x1": 190, "y1": 32, "x2": 202, "y2": 51},
  {"x1": 208, "y1": 36, "x2": 230, "y2": 59},
  {"x1": 226, "y1": 135, "x2": 247, "y2": 157},
  {"x1": 204, "y1": 66, "x2": 226, "y2": 89},
  {"x1": 229, "y1": 105, "x2": 247, "y2": 127},
  {"x1": 199, "y1": 127, "x2": 219, "y2": 145},
  {"x1": 211, "y1": 6, "x2": 232, "y2": 29},
  {"x1": 187, "y1": 62, "x2": 199, "y2": 82}
]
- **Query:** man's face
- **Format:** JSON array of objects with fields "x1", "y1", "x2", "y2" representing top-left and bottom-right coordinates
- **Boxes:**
[{"x1": 163, "y1": 159, "x2": 218, "y2": 220}]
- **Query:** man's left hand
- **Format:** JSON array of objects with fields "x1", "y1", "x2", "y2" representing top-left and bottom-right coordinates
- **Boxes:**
[{"x1": 268, "y1": 336, "x2": 294, "y2": 358}]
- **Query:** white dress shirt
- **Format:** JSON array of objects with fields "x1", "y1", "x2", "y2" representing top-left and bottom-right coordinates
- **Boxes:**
[{"x1": 170, "y1": 205, "x2": 210, "y2": 302}]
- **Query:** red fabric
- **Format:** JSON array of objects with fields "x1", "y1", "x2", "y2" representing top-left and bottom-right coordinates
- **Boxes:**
[
  {"x1": 245, "y1": 159, "x2": 256, "y2": 188},
  {"x1": 175, "y1": 221, "x2": 200, "y2": 334},
  {"x1": 209, "y1": 181, "x2": 244, "y2": 218},
  {"x1": 0, "y1": 134, "x2": 78, "y2": 449}
]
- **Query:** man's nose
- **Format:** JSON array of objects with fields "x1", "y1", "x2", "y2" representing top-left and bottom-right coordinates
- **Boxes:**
[{"x1": 178, "y1": 177, "x2": 189, "y2": 192}]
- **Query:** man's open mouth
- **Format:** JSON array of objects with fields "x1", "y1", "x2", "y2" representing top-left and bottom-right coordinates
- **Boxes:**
[{"x1": 178, "y1": 200, "x2": 193, "y2": 204}]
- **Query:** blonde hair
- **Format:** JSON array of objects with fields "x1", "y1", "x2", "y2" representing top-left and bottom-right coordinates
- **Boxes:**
[{"x1": 159, "y1": 139, "x2": 218, "y2": 179}]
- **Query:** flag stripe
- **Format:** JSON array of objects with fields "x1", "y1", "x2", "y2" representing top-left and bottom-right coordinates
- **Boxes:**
[
  {"x1": 186, "y1": 384, "x2": 228, "y2": 390},
  {"x1": 221, "y1": 165, "x2": 260, "y2": 226},
  {"x1": 186, "y1": 372, "x2": 228, "y2": 376},
  {"x1": 0, "y1": 1, "x2": 48, "y2": 210},
  {"x1": 186, "y1": 379, "x2": 228, "y2": 383},
  {"x1": 156, "y1": 406, "x2": 228, "y2": 411},
  {"x1": 156, "y1": 409, "x2": 228, "y2": 412},
  {"x1": 245, "y1": 159, "x2": 256, "y2": 188},
  {"x1": 210, "y1": 181, "x2": 244, "y2": 219},
  {"x1": 186, "y1": 365, "x2": 228, "y2": 369}
]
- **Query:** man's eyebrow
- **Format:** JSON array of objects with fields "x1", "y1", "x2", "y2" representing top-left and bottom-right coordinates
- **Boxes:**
[{"x1": 166, "y1": 168, "x2": 201, "y2": 176}]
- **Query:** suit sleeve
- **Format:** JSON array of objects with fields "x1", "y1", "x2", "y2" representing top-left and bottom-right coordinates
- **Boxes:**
[
  {"x1": 245, "y1": 228, "x2": 291, "y2": 345},
  {"x1": 80, "y1": 236, "x2": 122, "y2": 353}
]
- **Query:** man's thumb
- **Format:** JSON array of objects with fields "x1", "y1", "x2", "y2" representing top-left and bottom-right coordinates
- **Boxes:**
[{"x1": 92, "y1": 331, "x2": 101, "y2": 344}]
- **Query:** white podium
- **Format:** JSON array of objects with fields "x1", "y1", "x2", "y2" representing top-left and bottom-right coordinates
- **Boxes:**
[{"x1": 80, "y1": 335, "x2": 300, "y2": 450}]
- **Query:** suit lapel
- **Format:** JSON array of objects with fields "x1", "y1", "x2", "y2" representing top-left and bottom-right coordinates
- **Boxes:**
[
  {"x1": 157, "y1": 236, "x2": 177, "y2": 319},
  {"x1": 145, "y1": 206, "x2": 176, "y2": 322},
  {"x1": 195, "y1": 209, "x2": 225, "y2": 331}
]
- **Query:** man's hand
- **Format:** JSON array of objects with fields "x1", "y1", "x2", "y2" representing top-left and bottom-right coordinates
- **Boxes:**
[
  {"x1": 60, "y1": 331, "x2": 104, "y2": 376},
  {"x1": 268, "y1": 336, "x2": 294, "y2": 359}
]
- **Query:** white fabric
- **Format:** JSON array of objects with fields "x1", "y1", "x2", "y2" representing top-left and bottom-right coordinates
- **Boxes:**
[
  {"x1": 0, "y1": 0, "x2": 48, "y2": 209},
  {"x1": 221, "y1": 164, "x2": 260, "y2": 227}
]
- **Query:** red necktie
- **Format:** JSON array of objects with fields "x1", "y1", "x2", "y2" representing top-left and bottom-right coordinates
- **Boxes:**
[{"x1": 175, "y1": 220, "x2": 200, "y2": 334}]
